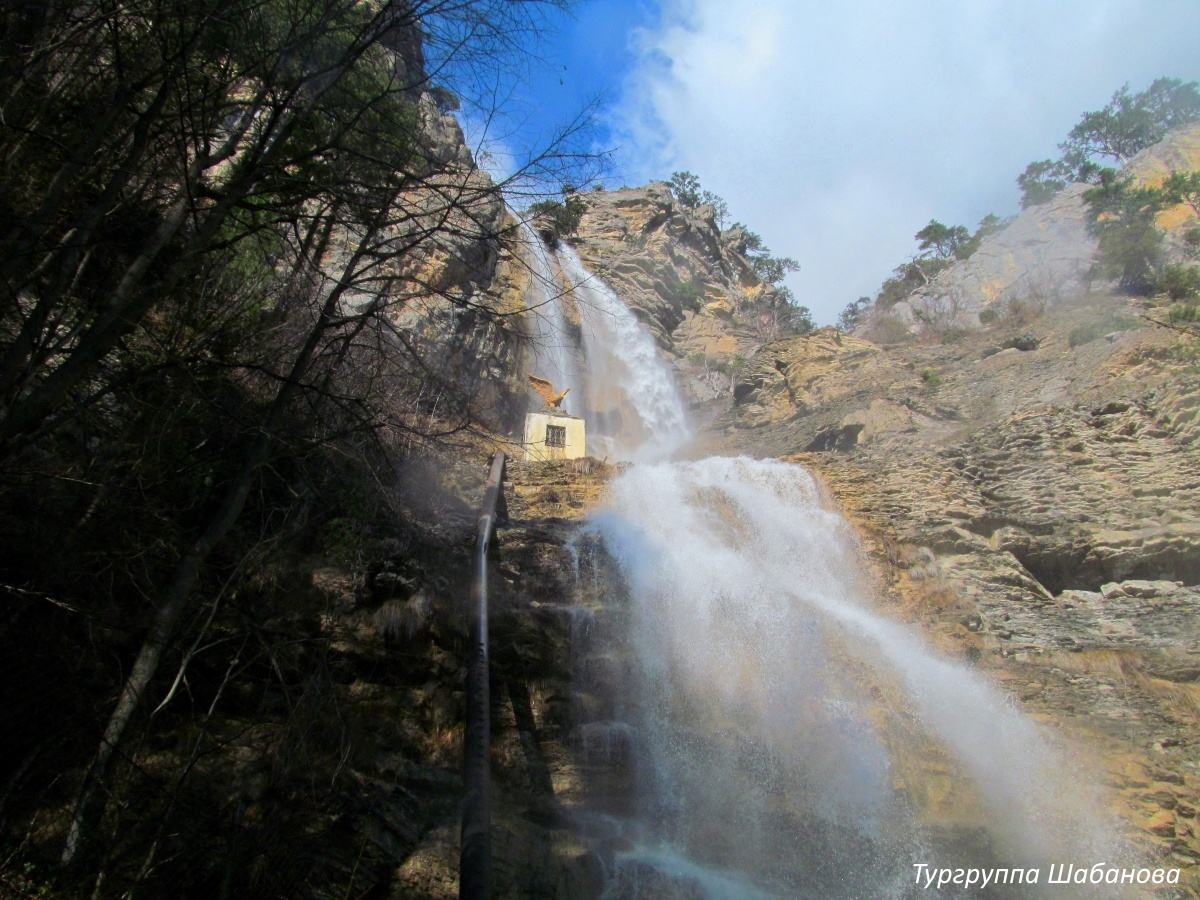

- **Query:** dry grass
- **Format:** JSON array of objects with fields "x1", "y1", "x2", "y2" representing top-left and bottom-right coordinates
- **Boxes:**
[
  {"x1": 1034, "y1": 650, "x2": 1200, "y2": 719},
  {"x1": 372, "y1": 593, "x2": 432, "y2": 640},
  {"x1": 1039, "y1": 649, "x2": 1136, "y2": 678},
  {"x1": 426, "y1": 724, "x2": 464, "y2": 765},
  {"x1": 1137, "y1": 677, "x2": 1200, "y2": 719},
  {"x1": 861, "y1": 313, "x2": 914, "y2": 345}
]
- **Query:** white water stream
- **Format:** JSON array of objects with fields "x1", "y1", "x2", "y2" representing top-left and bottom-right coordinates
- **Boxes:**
[
  {"x1": 518, "y1": 229, "x2": 1125, "y2": 897},
  {"x1": 518, "y1": 222, "x2": 583, "y2": 417},
  {"x1": 556, "y1": 244, "x2": 690, "y2": 462}
]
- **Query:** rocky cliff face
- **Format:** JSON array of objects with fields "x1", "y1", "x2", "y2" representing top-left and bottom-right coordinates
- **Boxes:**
[
  {"x1": 402, "y1": 173, "x2": 802, "y2": 435},
  {"x1": 712, "y1": 297, "x2": 1200, "y2": 890},
  {"x1": 395, "y1": 123, "x2": 1200, "y2": 893},
  {"x1": 392, "y1": 178, "x2": 789, "y2": 434},
  {"x1": 465, "y1": 128, "x2": 1200, "y2": 893},
  {"x1": 381, "y1": 107, "x2": 530, "y2": 431},
  {"x1": 897, "y1": 183, "x2": 1095, "y2": 326},
  {"x1": 548, "y1": 184, "x2": 794, "y2": 404},
  {"x1": 330, "y1": 456, "x2": 622, "y2": 900}
]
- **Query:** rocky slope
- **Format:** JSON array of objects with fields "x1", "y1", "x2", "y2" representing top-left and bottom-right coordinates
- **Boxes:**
[
  {"x1": 323, "y1": 455, "x2": 623, "y2": 900},
  {"x1": 674, "y1": 121, "x2": 1200, "y2": 894},
  {"x1": 399, "y1": 179, "x2": 790, "y2": 435},
  {"x1": 455, "y1": 125, "x2": 1200, "y2": 894},
  {"x1": 876, "y1": 122, "x2": 1200, "y2": 333}
]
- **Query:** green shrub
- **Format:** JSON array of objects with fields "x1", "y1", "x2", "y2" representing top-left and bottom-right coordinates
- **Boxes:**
[
  {"x1": 324, "y1": 515, "x2": 372, "y2": 570},
  {"x1": 1183, "y1": 224, "x2": 1200, "y2": 253},
  {"x1": 1068, "y1": 324, "x2": 1100, "y2": 347},
  {"x1": 1168, "y1": 302, "x2": 1200, "y2": 324},
  {"x1": 529, "y1": 193, "x2": 587, "y2": 236},
  {"x1": 0, "y1": 851, "x2": 58, "y2": 898},
  {"x1": 1005, "y1": 295, "x2": 1047, "y2": 325},
  {"x1": 838, "y1": 296, "x2": 871, "y2": 331},
  {"x1": 919, "y1": 368, "x2": 942, "y2": 386},
  {"x1": 1084, "y1": 174, "x2": 1168, "y2": 293},
  {"x1": 711, "y1": 353, "x2": 748, "y2": 377},
  {"x1": 862, "y1": 314, "x2": 912, "y2": 345},
  {"x1": 673, "y1": 279, "x2": 706, "y2": 310},
  {"x1": 1001, "y1": 334, "x2": 1040, "y2": 352},
  {"x1": 1155, "y1": 263, "x2": 1200, "y2": 301},
  {"x1": 1068, "y1": 315, "x2": 1139, "y2": 347},
  {"x1": 978, "y1": 307, "x2": 999, "y2": 325}
]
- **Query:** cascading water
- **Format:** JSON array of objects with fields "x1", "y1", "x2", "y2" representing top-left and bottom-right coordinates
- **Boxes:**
[
  {"x1": 553, "y1": 243, "x2": 690, "y2": 461},
  {"x1": 517, "y1": 229, "x2": 1127, "y2": 897},
  {"x1": 520, "y1": 226, "x2": 688, "y2": 458},
  {"x1": 519, "y1": 222, "x2": 583, "y2": 417},
  {"x1": 588, "y1": 459, "x2": 1123, "y2": 897}
]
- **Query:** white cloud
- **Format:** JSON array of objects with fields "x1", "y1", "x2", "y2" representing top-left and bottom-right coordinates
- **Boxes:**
[{"x1": 611, "y1": 0, "x2": 1200, "y2": 323}]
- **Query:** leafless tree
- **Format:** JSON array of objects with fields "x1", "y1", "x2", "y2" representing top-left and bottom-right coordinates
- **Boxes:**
[{"x1": 0, "y1": 0, "x2": 602, "y2": 872}]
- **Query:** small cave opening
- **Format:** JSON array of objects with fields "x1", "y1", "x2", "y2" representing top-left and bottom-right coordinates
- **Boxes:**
[
  {"x1": 1009, "y1": 544, "x2": 1200, "y2": 595},
  {"x1": 805, "y1": 423, "x2": 865, "y2": 452}
]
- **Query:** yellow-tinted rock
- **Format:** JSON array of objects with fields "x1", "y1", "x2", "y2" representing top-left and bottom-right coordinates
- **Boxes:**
[{"x1": 1141, "y1": 809, "x2": 1178, "y2": 838}]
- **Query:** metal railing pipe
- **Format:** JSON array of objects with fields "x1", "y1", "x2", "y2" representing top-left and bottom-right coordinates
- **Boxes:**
[{"x1": 460, "y1": 451, "x2": 506, "y2": 899}]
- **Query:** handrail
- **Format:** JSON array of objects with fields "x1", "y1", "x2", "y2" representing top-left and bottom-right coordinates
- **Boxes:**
[{"x1": 460, "y1": 451, "x2": 507, "y2": 899}]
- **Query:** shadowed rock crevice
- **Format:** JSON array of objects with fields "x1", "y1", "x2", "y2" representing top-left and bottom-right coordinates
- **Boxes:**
[
  {"x1": 1010, "y1": 541, "x2": 1200, "y2": 596},
  {"x1": 805, "y1": 423, "x2": 865, "y2": 452}
]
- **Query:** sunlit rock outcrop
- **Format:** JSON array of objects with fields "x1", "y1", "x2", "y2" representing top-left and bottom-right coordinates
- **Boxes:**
[
  {"x1": 562, "y1": 183, "x2": 796, "y2": 403},
  {"x1": 879, "y1": 122, "x2": 1200, "y2": 332}
]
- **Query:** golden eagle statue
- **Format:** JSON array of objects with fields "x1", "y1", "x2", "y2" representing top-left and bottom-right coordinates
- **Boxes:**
[{"x1": 527, "y1": 374, "x2": 569, "y2": 409}]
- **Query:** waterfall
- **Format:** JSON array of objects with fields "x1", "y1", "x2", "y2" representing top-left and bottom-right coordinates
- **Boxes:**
[
  {"x1": 518, "y1": 226, "x2": 689, "y2": 461},
  {"x1": 589, "y1": 458, "x2": 1121, "y2": 897},
  {"x1": 556, "y1": 244, "x2": 691, "y2": 462},
  {"x1": 519, "y1": 222, "x2": 582, "y2": 417},
  {"x1": 515, "y1": 225, "x2": 1125, "y2": 896}
]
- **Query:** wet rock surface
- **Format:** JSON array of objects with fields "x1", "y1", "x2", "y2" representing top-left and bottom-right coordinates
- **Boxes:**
[{"x1": 374, "y1": 457, "x2": 624, "y2": 898}]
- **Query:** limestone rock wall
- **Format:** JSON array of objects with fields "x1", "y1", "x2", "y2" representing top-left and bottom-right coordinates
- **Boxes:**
[
  {"x1": 396, "y1": 178, "x2": 795, "y2": 431},
  {"x1": 562, "y1": 184, "x2": 791, "y2": 404},
  {"x1": 876, "y1": 181, "x2": 1095, "y2": 331}
]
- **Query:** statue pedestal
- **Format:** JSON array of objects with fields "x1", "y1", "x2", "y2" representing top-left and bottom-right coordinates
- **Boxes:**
[{"x1": 522, "y1": 410, "x2": 586, "y2": 461}]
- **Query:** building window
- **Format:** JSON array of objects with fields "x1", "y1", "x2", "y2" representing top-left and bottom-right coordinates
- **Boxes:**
[{"x1": 545, "y1": 425, "x2": 566, "y2": 447}]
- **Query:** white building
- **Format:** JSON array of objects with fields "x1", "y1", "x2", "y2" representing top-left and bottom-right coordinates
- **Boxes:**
[{"x1": 522, "y1": 411, "x2": 586, "y2": 461}]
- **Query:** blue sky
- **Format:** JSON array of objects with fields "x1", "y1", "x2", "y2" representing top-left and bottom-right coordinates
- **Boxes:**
[
  {"x1": 505, "y1": 1, "x2": 656, "y2": 161},
  {"x1": 457, "y1": 0, "x2": 1200, "y2": 325}
]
